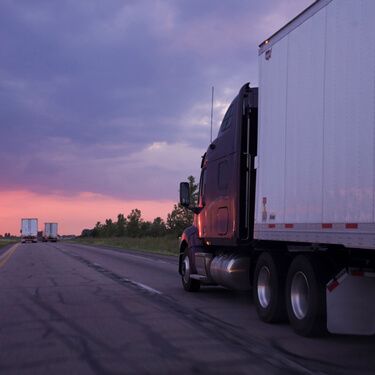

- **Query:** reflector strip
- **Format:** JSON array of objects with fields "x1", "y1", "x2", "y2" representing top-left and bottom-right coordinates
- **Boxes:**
[
  {"x1": 351, "y1": 270, "x2": 364, "y2": 277},
  {"x1": 322, "y1": 223, "x2": 332, "y2": 229},
  {"x1": 349, "y1": 268, "x2": 375, "y2": 277},
  {"x1": 327, "y1": 269, "x2": 348, "y2": 293},
  {"x1": 256, "y1": 222, "x2": 366, "y2": 232},
  {"x1": 345, "y1": 223, "x2": 358, "y2": 229},
  {"x1": 327, "y1": 279, "x2": 339, "y2": 292}
]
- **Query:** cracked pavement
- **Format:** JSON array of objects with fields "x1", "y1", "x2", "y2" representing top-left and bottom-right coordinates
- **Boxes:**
[{"x1": 0, "y1": 242, "x2": 374, "y2": 374}]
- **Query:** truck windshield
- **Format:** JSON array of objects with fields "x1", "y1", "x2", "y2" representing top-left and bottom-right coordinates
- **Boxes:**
[{"x1": 218, "y1": 101, "x2": 235, "y2": 135}]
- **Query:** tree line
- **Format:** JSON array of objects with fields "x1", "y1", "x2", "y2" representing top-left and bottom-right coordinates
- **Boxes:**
[{"x1": 81, "y1": 176, "x2": 198, "y2": 238}]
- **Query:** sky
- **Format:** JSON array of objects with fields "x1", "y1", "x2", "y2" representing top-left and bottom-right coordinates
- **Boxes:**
[{"x1": 0, "y1": 0, "x2": 314, "y2": 235}]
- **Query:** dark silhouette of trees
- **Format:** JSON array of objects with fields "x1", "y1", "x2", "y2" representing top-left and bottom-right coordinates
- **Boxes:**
[
  {"x1": 81, "y1": 229, "x2": 92, "y2": 237},
  {"x1": 126, "y1": 209, "x2": 142, "y2": 237},
  {"x1": 104, "y1": 219, "x2": 116, "y2": 237},
  {"x1": 92, "y1": 222, "x2": 102, "y2": 237},
  {"x1": 116, "y1": 214, "x2": 126, "y2": 236},
  {"x1": 166, "y1": 175, "x2": 198, "y2": 236},
  {"x1": 80, "y1": 175, "x2": 197, "y2": 238},
  {"x1": 150, "y1": 217, "x2": 167, "y2": 237}
]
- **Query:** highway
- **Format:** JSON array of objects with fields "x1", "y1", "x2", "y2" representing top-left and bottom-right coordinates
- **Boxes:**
[{"x1": 0, "y1": 242, "x2": 374, "y2": 374}]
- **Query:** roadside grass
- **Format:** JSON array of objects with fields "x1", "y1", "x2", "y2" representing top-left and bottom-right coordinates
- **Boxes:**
[
  {"x1": 73, "y1": 235, "x2": 180, "y2": 256},
  {"x1": 0, "y1": 240, "x2": 17, "y2": 249}
]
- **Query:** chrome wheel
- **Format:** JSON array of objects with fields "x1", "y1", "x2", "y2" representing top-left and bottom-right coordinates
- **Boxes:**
[
  {"x1": 257, "y1": 265, "x2": 271, "y2": 308},
  {"x1": 182, "y1": 255, "x2": 190, "y2": 284},
  {"x1": 291, "y1": 271, "x2": 310, "y2": 320},
  {"x1": 181, "y1": 250, "x2": 200, "y2": 292}
]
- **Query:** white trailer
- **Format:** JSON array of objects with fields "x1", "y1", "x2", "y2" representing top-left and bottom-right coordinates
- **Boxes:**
[
  {"x1": 44, "y1": 223, "x2": 58, "y2": 242},
  {"x1": 256, "y1": 0, "x2": 375, "y2": 250},
  {"x1": 178, "y1": 0, "x2": 375, "y2": 337},
  {"x1": 21, "y1": 218, "x2": 38, "y2": 243},
  {"x1": 255, "y1": 0, "x2": 375, "y2": 335}
]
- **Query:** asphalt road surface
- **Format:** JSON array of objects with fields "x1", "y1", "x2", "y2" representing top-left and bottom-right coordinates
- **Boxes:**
[{"x1": 0, "y1": 242, "x2": 374, "y2": 375}]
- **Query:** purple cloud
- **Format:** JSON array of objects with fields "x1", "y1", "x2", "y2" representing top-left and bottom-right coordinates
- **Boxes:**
[{"x1": 0, "y1": 0, "x2": 313, "y2": 200}]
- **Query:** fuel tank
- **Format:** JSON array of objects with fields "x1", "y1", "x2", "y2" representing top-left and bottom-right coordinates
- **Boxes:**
[{"x1": 209, "y1": 253, "x2": 251, "y2": 291}]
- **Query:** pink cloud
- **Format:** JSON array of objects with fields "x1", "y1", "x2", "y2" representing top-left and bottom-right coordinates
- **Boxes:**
[{"x1": 0, "y1": 190, "x2": 175, "y2": 235}]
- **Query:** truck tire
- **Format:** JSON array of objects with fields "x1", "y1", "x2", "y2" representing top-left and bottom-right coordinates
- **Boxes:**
[
  {"x1": 181, "y1": 250, "x2": 200, "y2": 292},
  {"x1": 286, "y1": 255, "x2": 327, "y2": 337},
  {"x1": 253, "y1": 252, "x2": 287, "y2": 323}
]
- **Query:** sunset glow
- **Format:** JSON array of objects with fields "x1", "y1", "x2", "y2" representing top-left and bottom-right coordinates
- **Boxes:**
[
  {"x1": 0, "y1": 0, "x2": 313, "y2": 237},
  {"x1": 0, "y1": 190, "x2": 174, "y2": 235}
]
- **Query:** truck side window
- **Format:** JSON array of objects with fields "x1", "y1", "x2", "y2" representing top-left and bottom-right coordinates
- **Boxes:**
[
  {"x1": 198, "y1": 168, "x2": 206, "y2": 206},
  {"x1": 218, "y1": 103, "x2": 234, "y2": 134}
]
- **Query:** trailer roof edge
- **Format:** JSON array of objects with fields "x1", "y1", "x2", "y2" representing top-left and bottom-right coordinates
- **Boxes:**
[{"x1": 259, "y1": 0, "x2": 333, "y2": 55}]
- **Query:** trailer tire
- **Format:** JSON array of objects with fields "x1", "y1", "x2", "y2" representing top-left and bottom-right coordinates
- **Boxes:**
[
  {"x1": 181, "y1": 250, "x2": 200, "y2": 292},
  {"x1": 253, "y1": 252, "x2": 287, "y2": 323},
  {"x1": 286, "y1": 255, "x2": 327, "y2": 337}
]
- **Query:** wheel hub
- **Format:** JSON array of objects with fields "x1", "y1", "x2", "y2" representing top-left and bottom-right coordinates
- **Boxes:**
[
  {"x1": 182, "y1": 256, "x2": 190, "y2": 283},
  {"x1": 257, "y1": 265, "x2": 271, "y2": 308},
  {"x1": 291, "y1": 271, "x2": 310, "y2": 320}
]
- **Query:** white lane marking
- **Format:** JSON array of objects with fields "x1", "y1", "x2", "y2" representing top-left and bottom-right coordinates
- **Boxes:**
[
  {"x1": 62, "y1": 247, "x2": 163, "y2": 295},
  {"x1": 0, "y1": 243, "x2": 19, "y2": 267},
  {"x1": 127, "y1": 280, "x2": 162, "y2": 295}
]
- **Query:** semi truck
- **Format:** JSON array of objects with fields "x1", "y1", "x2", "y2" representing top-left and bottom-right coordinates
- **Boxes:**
[
  {"x1": 43, "y1": 223, "x2": 58, "y2": 242},
  {"x1": 20, "y1": 218, "x2": 38, "y2": 243},
  {"x1": 178, "y1": 0, "x2": 375, "y2": 337}
]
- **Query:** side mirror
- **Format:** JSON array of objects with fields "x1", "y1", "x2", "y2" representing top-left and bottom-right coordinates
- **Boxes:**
[{"x1": 179, "y1": 182, "x2": 190, "y2": 207}]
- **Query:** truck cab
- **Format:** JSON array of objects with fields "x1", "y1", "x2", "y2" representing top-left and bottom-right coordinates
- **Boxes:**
[
  {"x1": 178, "y1": 84, "x2": 258, "y2": 292},
  {"x1": 194, "y1": 83, "x2": 258, "y2": 246}
]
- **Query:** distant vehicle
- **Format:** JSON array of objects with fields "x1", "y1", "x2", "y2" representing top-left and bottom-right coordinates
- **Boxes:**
[
  {"x1": 21, "y1": 218, "x2": 38, "y2": 243},
  {"x1": 37, "y1": 231, "x2": 43, "y2": 242},
  {"x1": 178, "y1": 0, "x2": 375, "y2": 337},
  {"x1": 43, "y1": 223, "x2": 58, "y2": 242}
]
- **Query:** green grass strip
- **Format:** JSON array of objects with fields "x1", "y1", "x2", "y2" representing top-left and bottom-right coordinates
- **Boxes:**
[
  {"x1": 73, "y1": 235, "x2": 180, "y2": 256},
  {"x1": 0, "y1": 240, "x2": 17, "y2": 249}
]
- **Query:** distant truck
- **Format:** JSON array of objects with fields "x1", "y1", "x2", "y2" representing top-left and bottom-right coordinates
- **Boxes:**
[
  {"x1": 43, "y1": 223, "x2": 58, "y2": 242},
  {"x1": 178, "y1": 0, "x2": 375, "y2": 337},
  {"x1": 21, "y1": 218, "x2": 38, "y2": 243}
]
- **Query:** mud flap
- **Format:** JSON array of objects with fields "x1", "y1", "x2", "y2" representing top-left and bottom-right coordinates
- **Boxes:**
[{"x1": 326, "y1": 269, "x2": 375, "y2": 335}]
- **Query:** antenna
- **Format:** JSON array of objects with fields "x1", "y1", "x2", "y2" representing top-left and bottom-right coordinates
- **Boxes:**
[{"x1": 210, "y1": 86, "x2": 214, "y2": 143}]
